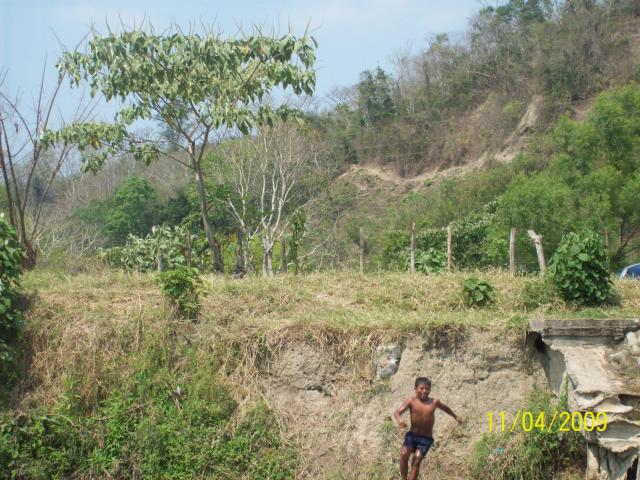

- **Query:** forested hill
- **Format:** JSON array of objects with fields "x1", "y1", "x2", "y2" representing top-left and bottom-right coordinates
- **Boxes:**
[
  {"x1": 1, "y1": 0, "x2": 640, "y2": 277},
  {"x1": 310, "y1": 0, "x2": 639, "y2": 176}
]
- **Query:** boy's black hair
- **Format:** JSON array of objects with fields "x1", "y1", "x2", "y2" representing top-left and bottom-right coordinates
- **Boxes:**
[{"x1": 415, "y1": 377, "x2": 431, "y2": 388}]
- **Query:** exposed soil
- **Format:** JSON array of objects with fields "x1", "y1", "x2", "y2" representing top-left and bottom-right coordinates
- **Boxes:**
[{"x1": 258, "y1": 328, "x2": 546, "y2": 479}]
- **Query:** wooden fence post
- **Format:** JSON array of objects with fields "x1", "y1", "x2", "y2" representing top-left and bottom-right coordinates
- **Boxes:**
[
  {"x1": 527, "y1": 230, "x2": 546, "y2": 273},
  {"x1": 447, "y1": 224, "x2": 452, "y2": 272},
  {"x1": 157, "y1": 247, "x2": 163, "y2": 273},
  {"x1": 359, "y1": 226, "x2": 365, "y2": 275},
  {"x1": 185, "y1": 230, "x2": 192, "y2": 267},
  {"x1": 280, "y1": 238, "x2": 288, "y2": 273},
  {"x1": 509, "y1": 228, "x2": 516, "y2": 276},
  {"x1": 410, "y1": 222, "x2": 416, "y2": 274}
]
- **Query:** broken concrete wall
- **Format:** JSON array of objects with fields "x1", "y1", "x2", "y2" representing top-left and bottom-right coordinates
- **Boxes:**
[{"x1": 530, "y1": 319, "x2": 640, "y2": 480}]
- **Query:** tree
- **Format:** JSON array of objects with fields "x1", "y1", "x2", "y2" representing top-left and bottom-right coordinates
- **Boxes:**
[
  {"x1": 104, "y1": 176, "x2": 158, "y2": 243},
  {"x1": 209, "y1": 139, "x2": 262, "y2": 273},
  {"x1": 0, "y1": 62, "x2": 94, "y2": 268},
  {"x1": 356, "y1": 67, "x2": 395, "y2": 127},
  {"x1": 254, "y1": 122, "x2": 323, "y2": 275},
  {"x1": 215, "y1": 122, "x2": 329, "y2": 276},
  {"x1": 45, "y1": 25, "x2": 317, "y2": 272}
]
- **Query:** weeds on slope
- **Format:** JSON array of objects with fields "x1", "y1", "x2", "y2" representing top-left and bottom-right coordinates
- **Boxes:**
[{"x1": 0, "y1": 319, "x2": 296, "y2": 479}]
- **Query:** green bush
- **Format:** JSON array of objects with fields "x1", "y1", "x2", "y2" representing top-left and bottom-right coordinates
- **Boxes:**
[
  {"x1": 548, "y1": 231, "x2": 613, "y2": 306},
  {"x1": 462, "y1": 277, "x2": 495, "y2": 307},
  {"x1": 471, "y1": 390, "x2": 584, "y2": 480},
  {"x1": 0, "y1": 214, "x2": 24, "y2": 395},
  {"x1": 0, "y1": 354, "x2": 297, "y2": 480},
  {"x1": 157, "y1": 267, "x2": 203, "y2": 318},
  {"x1": 415, "y1": 248, "x2": 447, "y2": 274},
  {"x1": 99, "y1": 225, "x2": 209, "y2": 273}
]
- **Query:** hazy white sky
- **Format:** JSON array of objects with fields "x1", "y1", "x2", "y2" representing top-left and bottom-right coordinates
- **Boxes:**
[{"x1": 1, "y1": 0, "x2": 482, "y2": 120}]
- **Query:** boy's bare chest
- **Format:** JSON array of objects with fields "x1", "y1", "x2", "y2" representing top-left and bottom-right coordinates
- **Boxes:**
[{"x1": 410, "y1": 400, "x2": 436, "y2": 418}]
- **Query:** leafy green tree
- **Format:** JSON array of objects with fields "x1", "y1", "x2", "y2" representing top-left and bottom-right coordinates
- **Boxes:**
[
  {"x1": 105, "y1": 177, "x2": 158, "y2": 243},
  {"x1": 551, "y1": 83, "x2": 640, "y2": 264},
  {"x1": 45, "y1": 26, "x2": 317, "y2": 272},
  {"x1": 357, "y1": 67, "x2": 395, "y2": 127},
  {"x1": 496, "y1": 172, "x2": 574, "y2": 263}
]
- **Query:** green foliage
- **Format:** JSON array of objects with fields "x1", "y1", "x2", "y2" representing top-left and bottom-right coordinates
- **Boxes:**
[
  {"x1": 357, "y1": 67, "x2": 395, "y2": 127},
  {"x1": 0, "y1": 213, "x2": 24, "y2": 394},
  {"x1": 40, "y1": 122, "x2": 154, "y2": 174},
  {"x1": 471, "y1": 390, "x2": 584, "y2": 480},
  {"x1": 379, "y1": 231, "x2": 409, "y2": 270},
  {"x1": 55, "y1": 28, "x2": 316, "y2": 135},
  {"x1": 415, "y1": 248, "x2": 446, "y2": 274},
  {"x1": 99, "y1": 225, "x2": 209, "y2": 272},
  {"x1": 0, "y1": 346, "x2": 296, "y2": 479},
  {"x1": 380, "y1": 202, "x2": 499, "y2": 272},
  {"x1": 104, "y1": 177, "x2": 158, "y2": 243},
  {"x1": 548, "y1": 231, "x2": 613, "y2": 306},
  {"x1": 157, "y1": 267, "x2": 203, "y2": 318},
  {"x1": 462, "y1": 277, "x2": 495, "y2": 307}
]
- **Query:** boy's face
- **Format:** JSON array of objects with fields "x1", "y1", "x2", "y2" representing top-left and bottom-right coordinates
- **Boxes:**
[{"x1": 415, "y1": 383, "x2": 430, "y2": 400}]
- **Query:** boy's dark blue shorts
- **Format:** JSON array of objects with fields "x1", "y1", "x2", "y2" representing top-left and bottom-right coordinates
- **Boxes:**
[{"x1": 403, "y1": 431, "x2": 434, "y2": 457}]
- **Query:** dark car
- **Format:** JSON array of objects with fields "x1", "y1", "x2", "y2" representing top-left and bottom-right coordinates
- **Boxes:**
[{"x1": 620, "y1": 263, "x2": 640, "y2": 278}]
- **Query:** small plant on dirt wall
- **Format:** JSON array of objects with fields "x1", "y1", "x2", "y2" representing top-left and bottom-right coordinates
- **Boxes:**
[
  {"x1": 548, "y1": 230, "x2": 612, "y2": 306},
  {"x1": 462, "y1": 277, "x2": 495, "y2": 307},
  {"x1": 157, "y1": 267, "x2": 203, "y2": 318}
]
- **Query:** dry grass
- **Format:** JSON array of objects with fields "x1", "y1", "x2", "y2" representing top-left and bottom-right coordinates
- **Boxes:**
[
  {"x1": 17, "y1": 269, "x2": 639, "y2": 410},
  {"x1": 11, "y1": 270, "x2": 637, "y2": 479}
]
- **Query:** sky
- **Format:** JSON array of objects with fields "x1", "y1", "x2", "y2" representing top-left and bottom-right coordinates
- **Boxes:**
[{"x1": 0, "y1": 0, "x2": 482, "y2": 122}]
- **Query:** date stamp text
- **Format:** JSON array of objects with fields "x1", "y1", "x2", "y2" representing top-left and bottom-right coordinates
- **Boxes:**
[{"x1": 486, "y1": 411, "x2": 608, "y2": 433}]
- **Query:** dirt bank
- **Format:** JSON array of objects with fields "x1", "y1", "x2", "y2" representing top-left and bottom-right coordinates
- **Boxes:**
[{"x1": 254, "y1": 328, "x2": 545, "y2": 479}]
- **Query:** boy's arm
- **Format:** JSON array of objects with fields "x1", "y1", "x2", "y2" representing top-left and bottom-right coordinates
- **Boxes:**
[
  {"x1": 436, "y1": 399, "x2": 462, "y2": 423},
  {"x1": 394, "y1": 399, "x2": 411, "y2": 428}
]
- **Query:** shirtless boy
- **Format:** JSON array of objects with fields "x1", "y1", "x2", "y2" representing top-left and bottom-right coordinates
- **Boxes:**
[{"x1": 394, "y1": 377, "x2": 461, "y2": 480}]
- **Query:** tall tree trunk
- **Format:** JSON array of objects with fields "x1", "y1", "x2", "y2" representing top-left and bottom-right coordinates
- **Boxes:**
[
  {"x1": 279, "y1": 237, "x2": 287, "y2": 273},
  {"x1": 22, "y1": 240, "x2": 37, "y2": 269},
  {"x1": 244, "y1": 237, "x2": 253, "y2": 273},
  {"x1": 527, "y1": 230, "x2": 546, "y2": 273},
  {"x1": 0, "y1": 129, "x2": 17, "y2": 230},
  {"x1": 262, "y1": 245, "x2": 274, "y2": 277},
  {"x1": 214, "y1": 239, "x2": 223, "y2": 273},
  {"x1": 193, "y1": 159, "x2": 223, "y2": 273}
]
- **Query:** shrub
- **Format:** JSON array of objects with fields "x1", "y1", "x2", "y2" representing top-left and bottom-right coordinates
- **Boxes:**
[
  {"x1": 99, "y1": 225, "x2": 209, "y2": 273},
  {"x1": 548, "y1": 231, "x2": 612, "y2": 306},
  {"x1": 0, "y1": 352, "x2": 297, "y2": 479},
  {"x1": 0, "y1": 213, "x2": 24, "y2": 394},
  {"x1": 462, "y1": 277, "x2": 495, "y2": 307},
  {"x1": 415, "y1": 248, "x2": 447, "y2": 274},
  {"x1": 157, "y1": 267, "x2": 203, "y2": 318}
]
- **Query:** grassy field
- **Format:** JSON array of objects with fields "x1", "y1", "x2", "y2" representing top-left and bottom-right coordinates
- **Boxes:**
[{"x1": 24, "y1": 269, "x2": 640, "y2": 332}]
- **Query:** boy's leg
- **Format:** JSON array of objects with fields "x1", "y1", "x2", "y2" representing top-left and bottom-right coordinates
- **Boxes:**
[
  {"x1": 408, "y1": 450, "x2": 424, "y2": 480},
  {"x1": 400, "y1": 446, "x2": 411, "y2": 480}
]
